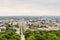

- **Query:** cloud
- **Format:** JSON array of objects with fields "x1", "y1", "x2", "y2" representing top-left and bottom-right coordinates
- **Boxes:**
[{"x1": 0, "y1": 0, "x2": 60, "y2": 16}]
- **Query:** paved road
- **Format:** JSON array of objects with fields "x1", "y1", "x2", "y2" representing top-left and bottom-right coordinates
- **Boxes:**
[
  {"x1": 19, "y1": 22, "x2": 25, "y2": 40},
  {"x1": 21, "y1": 24, "x2": 25, "y2": 40}
]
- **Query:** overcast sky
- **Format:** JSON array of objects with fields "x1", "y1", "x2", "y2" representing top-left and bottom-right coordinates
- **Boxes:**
[{"x1": 0, "y1": 0, "x2": 60, "y2": 16}]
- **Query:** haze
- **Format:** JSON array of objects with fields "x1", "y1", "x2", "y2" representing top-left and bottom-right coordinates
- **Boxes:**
[{"x1": 0, "y1": 0, "x2": 60, "y2": 16}]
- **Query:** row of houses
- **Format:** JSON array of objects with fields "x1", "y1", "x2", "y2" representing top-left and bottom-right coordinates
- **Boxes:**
[
  {"x1": 0, "y1": 19, "x2": 20, "y2": 34},
  {"x1": 26, "y1": 18, "x2": 60, "y2": 30}
]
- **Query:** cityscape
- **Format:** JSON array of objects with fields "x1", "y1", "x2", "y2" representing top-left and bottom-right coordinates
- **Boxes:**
[
  {"x1": 0, "y1": 16, "x2": 60, "y2": 40},
  {"x1": 0, "y1": 0, "x2": 60, "y2": 40}
]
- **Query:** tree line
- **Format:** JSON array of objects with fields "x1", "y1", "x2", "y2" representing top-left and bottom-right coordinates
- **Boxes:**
[{"x1": 24, "y1": 30, "x2": 60, "y2": 40}]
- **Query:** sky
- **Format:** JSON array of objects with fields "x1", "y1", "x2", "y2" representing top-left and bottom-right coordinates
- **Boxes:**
[{"x1": 0, "y1": 0, "x2": 60, "y2": 16}]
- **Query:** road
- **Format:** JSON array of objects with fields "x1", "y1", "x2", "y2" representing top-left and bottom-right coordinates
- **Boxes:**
[
  {"x1": 19, "y1": 22, "x2": 25, "y2": 40},
  {"x1": 21, "y1": 26, "x2": 25, "y2": 40}
]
